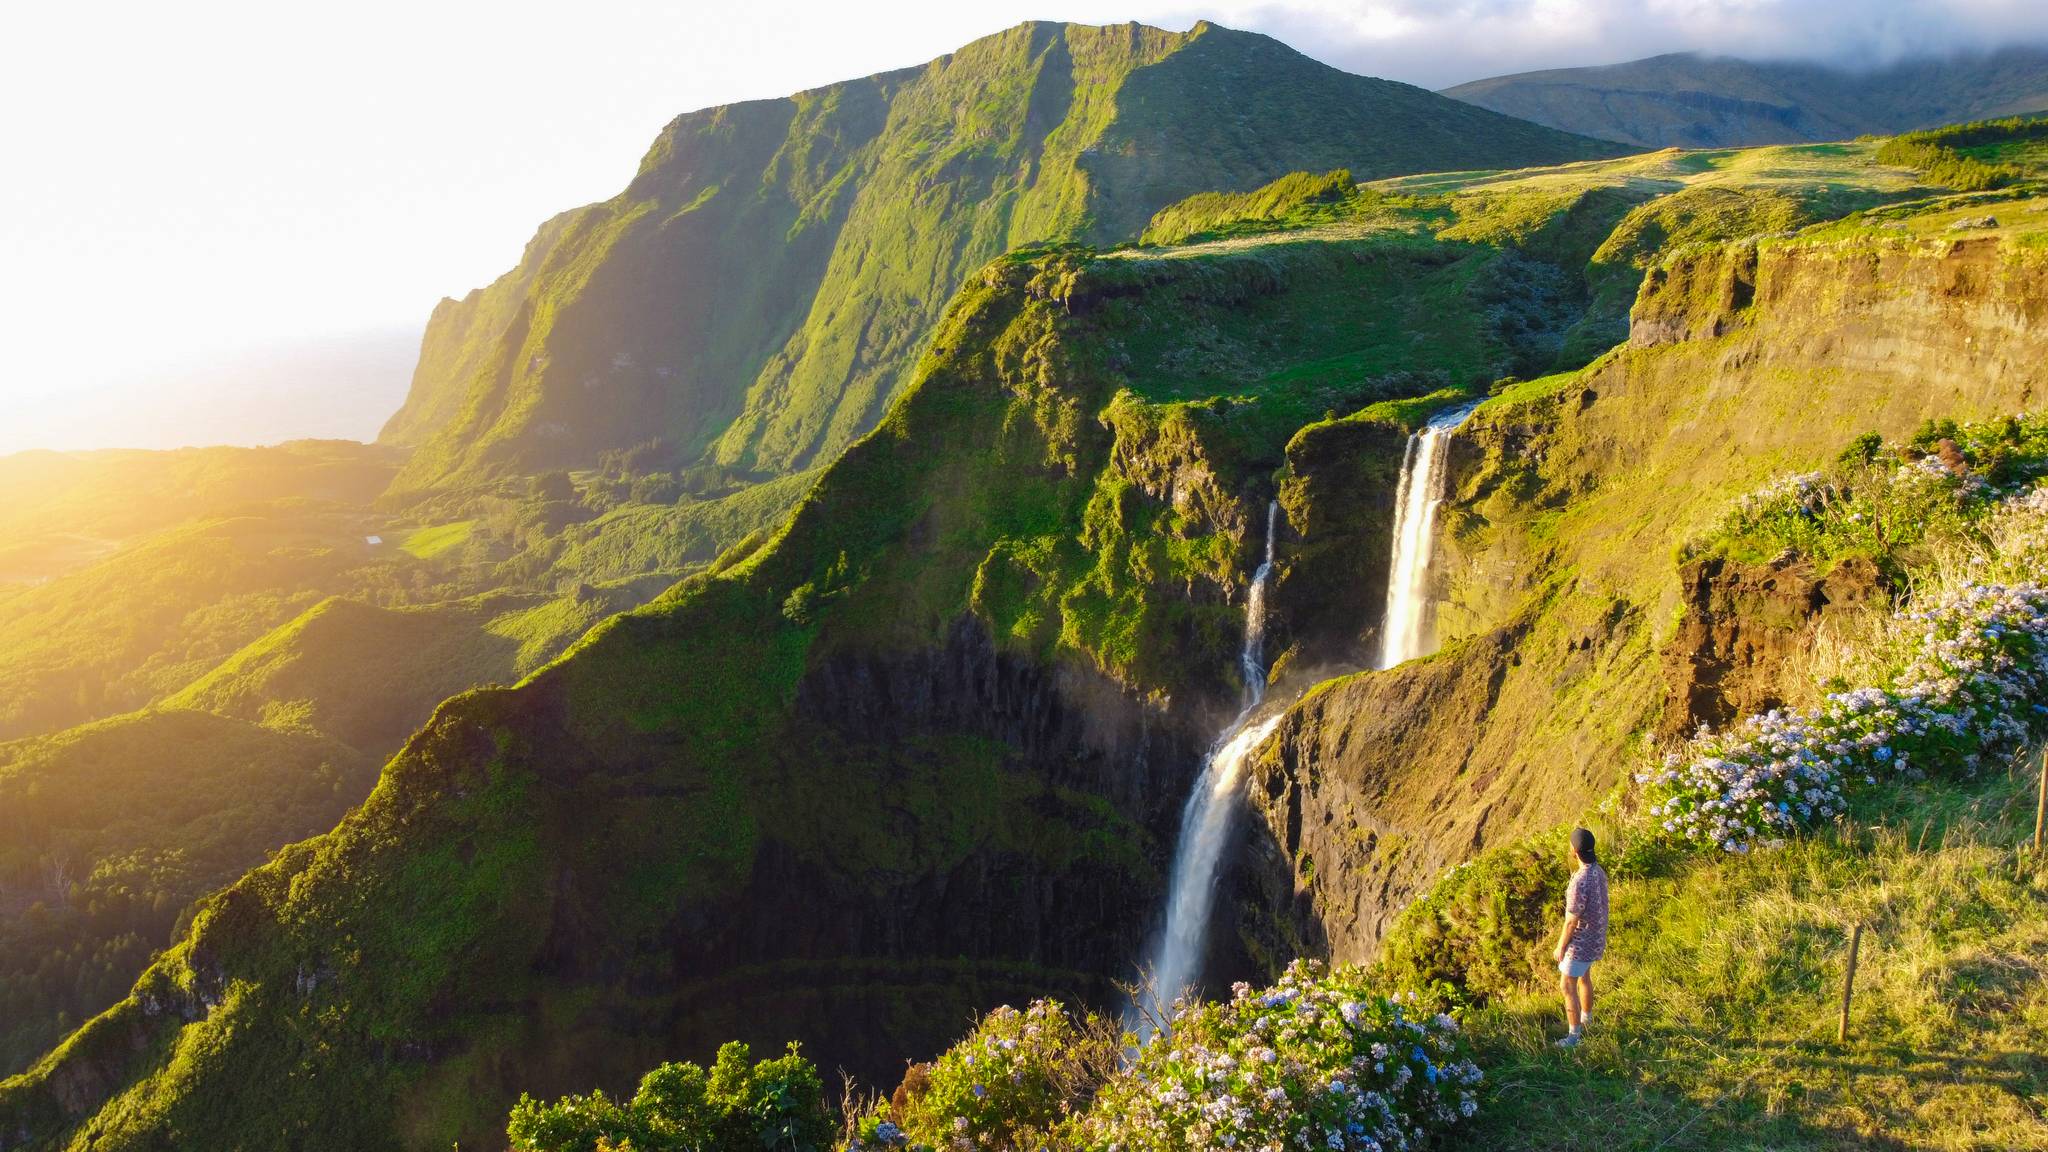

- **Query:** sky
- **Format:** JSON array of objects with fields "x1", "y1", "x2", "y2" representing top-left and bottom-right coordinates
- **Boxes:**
[{"x1": 5, "y1": 0, "x2": 2048, "y2": 453}]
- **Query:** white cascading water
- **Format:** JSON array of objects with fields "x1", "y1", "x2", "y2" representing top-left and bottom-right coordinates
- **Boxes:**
[
  {"x1": 1376, "y1": 403, "x2": 1478, "y2": 670},
  {"x1": 1133, "y1": 501, "x2": 1282, "y2": 1035}
]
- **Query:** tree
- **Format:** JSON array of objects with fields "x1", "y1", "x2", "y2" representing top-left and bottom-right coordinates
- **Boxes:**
[{"x1": 507, "y1": 1042, "x2": 831, "y2": 1152}]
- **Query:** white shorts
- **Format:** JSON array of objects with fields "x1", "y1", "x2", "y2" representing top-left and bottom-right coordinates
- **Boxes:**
[{"x1": 1559, "y1": 957, "x2": 1594, "y2": 978}]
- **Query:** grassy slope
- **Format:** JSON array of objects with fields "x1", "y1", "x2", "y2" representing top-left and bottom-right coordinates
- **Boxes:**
[
  {"x1": 0, "y1": 138, "x2": 1955, "y2": 1151},
  {"x1": 0, "y1": 444, "x2": 809, "y2": 1081},
  {"x1": 0, "y1": 509, "x2": 396, "y2": 741},
  {"x1": 164, "y1": 593, "x2": 580, "y2": 753},
  {"x1": 0, "y1": 710, "x2": 375, "y2": 1077},
  {"x1": 1453, "y1": 770, "x2": 2047, "y2": 1151},
  {"x1": 0, "y1": 441, "x2": 400, "y2": 587},
  {"x1": 1444, "y1": 48, "x2": 2048, "y2": 149},
  {"x1": 383, "y1": 20, "x2": 1623, "y2": 494}
]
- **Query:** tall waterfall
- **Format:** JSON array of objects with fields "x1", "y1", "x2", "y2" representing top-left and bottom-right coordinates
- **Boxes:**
[
  {"x1": 1376, "y1": 403, "x2": 1477, "y2": 670},
  {"x1": 1134, "y1": 501, "x2": 1281, "y2": 1035}
]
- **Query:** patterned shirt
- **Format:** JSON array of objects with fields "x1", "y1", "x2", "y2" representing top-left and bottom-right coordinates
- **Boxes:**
[{"x1": 1565, "y1": 863, "x2": 1609, "y2": 963}]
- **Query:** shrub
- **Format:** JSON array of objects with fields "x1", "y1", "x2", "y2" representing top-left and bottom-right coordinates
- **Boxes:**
[
  {"x1": 848, "y1": 1000, "x2": 1119, "y2": 1152},
  {"x1": 508, "y1": 1041, "x2": 832, "y2": 1152},
  {"x1": 1873, "y1": 138, "x2": 2017, "y2": 191},
  {"x1": 1375, "y1": 838, "x2": 1569, "y2": 1007},
  {"x1": 1076, "y1": 961, "x2": 1481, "y2": 1152}
]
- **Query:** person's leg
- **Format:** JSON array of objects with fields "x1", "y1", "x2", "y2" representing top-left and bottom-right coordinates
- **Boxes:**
[
  {"x1": 1576, "y1": 970, "x2": 1594, "y2": 1025},
  {"x1": 1559, "y1": 971, "x2": 1581, "y2": 1030}
]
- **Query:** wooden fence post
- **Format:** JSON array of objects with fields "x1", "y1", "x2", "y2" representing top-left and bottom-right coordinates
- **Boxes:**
[
  {"x1": 1837, "y1": 922, "x2": 1863, "y2": 1044},
  {"x1": 2034, "y1": 745, "x2": 2046, "y2": 854}
]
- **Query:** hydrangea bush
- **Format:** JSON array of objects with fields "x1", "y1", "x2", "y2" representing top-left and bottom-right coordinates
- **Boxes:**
[
  {"x1": 844, "y1": 964, "x2": 1480, "y2": 1152},
  {"x1": 849, "y1": 999, "x2": 1118, "y2": 1152},
  {"x1": 1693, "y1": 412, "x2": 2048, "y2": 581},
  {"x1": 1079, "y1": 962, "x2": 1479, "y2": 1152},
  {"x1": 1644, "y1": 438, "x2": 2048, "y2": 854}
]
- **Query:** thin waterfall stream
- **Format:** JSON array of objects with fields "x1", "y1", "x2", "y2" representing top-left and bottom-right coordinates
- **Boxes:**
[
  {"x1": 1377, "y1": 402, "x2": 1479, "y2": 670},
  {"x1": 1130, "y1": 401, "x2": 1476, "y2": 1037},
  {"x1": 1132, "y1": 500, "x2": 1281, "y2": 1035}
]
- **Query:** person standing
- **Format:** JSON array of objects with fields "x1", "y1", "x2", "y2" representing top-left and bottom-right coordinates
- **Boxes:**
[{"x1": 1553, "y1": 827, "x2": 1608, "y2": 1048}]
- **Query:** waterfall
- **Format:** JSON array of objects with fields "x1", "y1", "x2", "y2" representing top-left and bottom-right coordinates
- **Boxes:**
[
  {"x1": 1376, "y1": 403, "x2": 1477, "y2": 670},
  {"x1": 1133, "y1": 500, "x2": 1280, "y2": 1035}
]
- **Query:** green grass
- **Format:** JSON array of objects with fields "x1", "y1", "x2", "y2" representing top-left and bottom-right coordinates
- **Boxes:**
[
  {"x1": 398, "y1": 519, "x2": 475, "y2": 559},
  {"x1": 1444, "y1": 769, "x2": 2048, "y2": 1151}
]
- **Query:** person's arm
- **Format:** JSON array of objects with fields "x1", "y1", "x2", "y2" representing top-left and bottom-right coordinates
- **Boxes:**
[
  {"x1": 1555, "y1": 872, "x2": 1582, "y2": 961},
  {"x1": 1553, "y1": 913, "x2": 1580, "y2": 962}
]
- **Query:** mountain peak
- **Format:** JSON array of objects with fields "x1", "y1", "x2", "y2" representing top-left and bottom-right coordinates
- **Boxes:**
[{"x1": 376, "y1": 22, "x2": 1621, "y2": 489}]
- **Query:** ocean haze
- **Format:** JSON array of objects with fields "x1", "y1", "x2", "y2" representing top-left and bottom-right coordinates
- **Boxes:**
[{"x1": 3, "y1": 326, "x2": 421, "y2": 456}]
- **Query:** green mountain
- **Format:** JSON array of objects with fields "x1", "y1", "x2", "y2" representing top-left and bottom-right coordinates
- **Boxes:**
[
  {"x1": 0, "y1": 709, "x2": 375, "y2": 1074},
  {"x1": 378, "y1": 20, "x2": 1624, "y2": 494},
  {"x1": 0, "y1": 442, "x2": 804, "y2": 1080},
  {"x1": 1444, "y1": 48, "x2": 2048, "y2": 148},
  {"x1": 15, "y1": 126, "x2": 2042, "y2": 1150}
]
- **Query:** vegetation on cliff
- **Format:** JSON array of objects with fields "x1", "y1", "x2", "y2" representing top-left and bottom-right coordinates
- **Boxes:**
[
  {"x1": 8, "y1": 116, "x2": 2048, "y2": 1152},
  {"x1": 1366, "y1": 430, "x2": 2048, "y2": 1149}
]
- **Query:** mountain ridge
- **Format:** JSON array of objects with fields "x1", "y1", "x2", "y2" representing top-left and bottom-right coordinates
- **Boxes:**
[
  {"x1": 378, "y1": 20, "x2": 1625, "y2": 494},
  {"x1": 1445, "y1": 46, "x2": 2048, "y2": 147}
]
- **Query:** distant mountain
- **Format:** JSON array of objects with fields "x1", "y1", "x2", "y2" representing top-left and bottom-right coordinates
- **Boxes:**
[
  {"x1": 379, "y1": 19, "x2": 1623, "y2": 494},
  {"x1": 1444, "y1": 48, "x2": 2048, "y2": 149}
]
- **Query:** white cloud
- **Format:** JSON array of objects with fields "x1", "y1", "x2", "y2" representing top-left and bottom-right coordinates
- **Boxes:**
[{"x1": 1153, "y1": 0, "x2": 2048, "y2": 87}]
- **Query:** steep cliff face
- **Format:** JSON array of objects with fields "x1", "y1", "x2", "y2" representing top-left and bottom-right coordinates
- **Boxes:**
[
  {"x1": 380, "y1": 20, "x2": 1621, "y2": 494},
  {"x1": 1238, "y1": 227, "x2": 2048, "y2": 964},
  {"x1": 1660, "y1": 553, "x2": 1884, "y2": 737}
]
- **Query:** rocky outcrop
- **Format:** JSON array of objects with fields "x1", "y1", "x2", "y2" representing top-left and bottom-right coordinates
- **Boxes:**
[
  {"x1": 1236, "y1": 621, "x2": 1532, "y2": 966},
  {"x1": 1271, "y1": 415, "x2": 1412, "y2": 673},
  {"x1": 1661, "y1": 553, "x2": 1885, "y2": 736}
]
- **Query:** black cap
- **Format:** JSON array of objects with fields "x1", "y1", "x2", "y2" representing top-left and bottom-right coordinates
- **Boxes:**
[{"x1": 1570, "y1": 827, "x2": 1596, "y2": 863}]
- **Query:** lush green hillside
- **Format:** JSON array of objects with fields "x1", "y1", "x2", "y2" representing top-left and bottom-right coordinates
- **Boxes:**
[
  {"x1": 163, "y1": 591, "x2": 634, "y2": 754},
  {"x1": 0, "y1": 440, "x2": 400, "y2": 588},
  {"x1": 0, "y1": 710, "x2": 374, "y2": 1076},
  {"x1": 1445, "y1": 48, "x2": 2048, "y2": 149},
  {"x1": 379, "y1": 20, "x2": 1624, "y2": 495},
  {"x1": 0, "y1": 436, "x2": 810, "y2": 1080},
  {"x1": 0, "y1": 129, "x2": 1987, "y2": 1150},
  {"x1": 0, "y1": 508, "x2": 405, "y2": 741}
]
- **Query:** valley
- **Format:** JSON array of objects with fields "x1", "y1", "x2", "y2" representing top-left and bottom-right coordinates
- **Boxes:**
[{"x1": 4, "y1": 20, "x2": 2048, "y2": 1152}]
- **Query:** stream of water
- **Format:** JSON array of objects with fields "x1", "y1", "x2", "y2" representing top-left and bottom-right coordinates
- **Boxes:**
[
  {"x1": 1133, "y1": 501, "x2": 1280, "y2": 1034},
  {"x1": 1377, "y1": 403, "x2": 1478, "y2": 670},
  {"x1": 1131, "y1": 403, "x2": 1476, "y2": 1034}
]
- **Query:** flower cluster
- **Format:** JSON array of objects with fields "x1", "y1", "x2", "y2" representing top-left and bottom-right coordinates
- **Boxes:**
[
  {"x1": 1644, "y1": 482, "x2": 2048, "y2": 853},
  {"x1": 847, "y1": 1000, "x2": 1114, "y2": 1152},
  {"x1": 1077, "y1": 961, "x2": 1480, "y2": 1152},
  {"x1": 1733, "y1": 470, "x2": 1833, "y2": 520}
]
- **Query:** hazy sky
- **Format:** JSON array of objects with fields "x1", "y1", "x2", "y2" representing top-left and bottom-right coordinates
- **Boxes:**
[{"x1": 6, "y1": 0, "x2": 2047, "y2": 451}]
